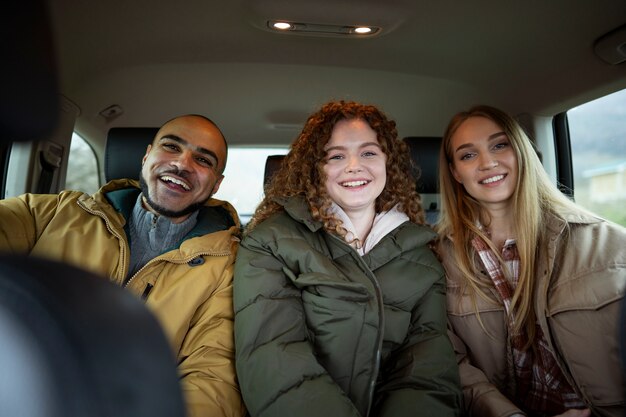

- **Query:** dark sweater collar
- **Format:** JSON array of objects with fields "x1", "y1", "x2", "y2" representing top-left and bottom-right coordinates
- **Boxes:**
[{"x1": 105, "y1": 186, "x2": 235, "y2": 239}]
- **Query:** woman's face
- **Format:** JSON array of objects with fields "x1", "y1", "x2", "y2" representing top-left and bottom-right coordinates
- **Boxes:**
[
  {"x1": 448, "y1": 116, "x2": 518, "y2": 214},
  {"x1": 323, "y1": 118, "x2": 387, "y2": 219}
]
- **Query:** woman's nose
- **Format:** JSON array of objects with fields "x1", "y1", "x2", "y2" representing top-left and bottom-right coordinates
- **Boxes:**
[
  {"x1": 344, "y1": 155, "x2": 363, "y2": 173},
  {"x1": 478, "y1": 154, "x2": 498, "y2": 170}
]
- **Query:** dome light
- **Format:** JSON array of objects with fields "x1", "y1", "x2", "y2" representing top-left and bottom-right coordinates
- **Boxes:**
[
  {"x1": 267, "y1": 20, "x2": 380, "y2": 37},
  {"x1": 273, "y1": 22, "x2": 292, "y2": 30},
  {"x1": 353, "y1": 27, "x2": 373, "y2": 34}
]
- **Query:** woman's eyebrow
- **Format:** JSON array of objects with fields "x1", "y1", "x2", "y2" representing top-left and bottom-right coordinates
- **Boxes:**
[
  {"x1": 454, "y1": 132, "x2": 506, "y2": 154},
  {"x1": 324, "y1": 142, "x2": 381, "y2": 152},
  {"x1": 488, "y1": 131, "x2": 506, "y2": 140},
  {"x1": 454, "y1": 142, "x2": 472, "y2": 153}
]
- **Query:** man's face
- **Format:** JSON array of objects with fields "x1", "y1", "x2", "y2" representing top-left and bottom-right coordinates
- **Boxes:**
[{"x1": 140, "y1": 116, "x2": 226, "y2": 223}]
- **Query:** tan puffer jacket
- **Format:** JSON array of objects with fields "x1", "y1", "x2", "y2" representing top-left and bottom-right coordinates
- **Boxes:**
[
  {"x1": 441, "y1": 210, "x2": 626, "y2": 417},
  {"x1": 0, "y1": 179, "x2": 246, "y2": 417}
]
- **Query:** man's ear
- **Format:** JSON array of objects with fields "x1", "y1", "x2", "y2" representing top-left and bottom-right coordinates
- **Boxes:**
[
  {"x1": 142, "y1": 144, "x2": 152, "y2": 165},
  {"x1": 211, "y1": 175, "x2": 224, "y2": 195},
  {"x1": 449, "y1": 162, "x2": 462, "y2": 183}
]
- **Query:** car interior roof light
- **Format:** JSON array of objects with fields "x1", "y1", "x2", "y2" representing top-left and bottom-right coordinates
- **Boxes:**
[
  {"x1": 272, "y1": 22, "x2": 292, "y2": 30},
  {"x1": 353, "y1": 27, "x2": 372, "y2": 34},
  {"x1": 267, "y1": 20, "x2": 379, "y2": 36}
]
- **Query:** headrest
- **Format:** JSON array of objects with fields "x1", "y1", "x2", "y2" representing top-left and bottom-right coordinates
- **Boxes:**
[
  {"x1": 403, "y1": 137, "x2": 442, "y2": 194},
  {"x1": 105, "y1": 128, "x2": 159, "y2": 182},
  {"x1": 263, "y1": 155, "x2": 286, "y2": 189}
]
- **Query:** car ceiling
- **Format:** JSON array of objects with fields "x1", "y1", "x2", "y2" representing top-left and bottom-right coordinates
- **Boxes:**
[{"x1": 49, "y1": 0, "x2": 626, "y2": 151}]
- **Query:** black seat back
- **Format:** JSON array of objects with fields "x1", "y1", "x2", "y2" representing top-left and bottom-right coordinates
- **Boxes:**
[
  {"x1": 1, "y1": 3, "x2": 59, "y2": 142},
  {"x1": 263, "y1": 154, "x2": 286, "y2": 190},
  {"x1": 105, "y1": 128, "x2": 158, "y2": 182},
  {"x1": 403, "y1": 136, "x2": 441, "y2": 194},
  {"x1": 1, "y1": 3, "x2": 185, "y2": 415},
  {"x1": 0, "y1": 256, "x2": 186, "y2": 417},
  {"x1": 403, "y1": 137, "x2": 442, "y2": 225}
]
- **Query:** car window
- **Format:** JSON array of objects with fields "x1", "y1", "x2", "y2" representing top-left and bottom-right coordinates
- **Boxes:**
[
  {"x1": 567, "y1": 88, "x2": 626, "y2": 226},
  {"x1": 65, "y1": 132, "x2": 100, "y2": 194},
  {"x1": 213, "y1": 147, "x2": 289, "y2": 224}
]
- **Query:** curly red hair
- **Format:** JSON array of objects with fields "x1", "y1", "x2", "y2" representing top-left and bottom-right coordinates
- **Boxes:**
[{"x1": 247, "y1": 101, "x2": 425, "y2": 236}]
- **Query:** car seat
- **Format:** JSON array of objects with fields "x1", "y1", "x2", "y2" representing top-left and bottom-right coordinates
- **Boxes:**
[
  {"x1": 403, "y1": 136, "x2": 442, "y2": 225},
  {"x1": 105, "y1": 128, "x2": 159, "y2": 182},
  {"x1": 263, "y1": 154, "x2": 286, "y2": 190},
  {"x1": 0, "y1": 256, "x2": 186, "y2": 417},
  {"x1": 0, "y1": 2, "x2": 185, "y2": 416}
]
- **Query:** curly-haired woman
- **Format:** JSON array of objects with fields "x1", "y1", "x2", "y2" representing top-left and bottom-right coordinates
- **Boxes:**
[{"x1": 233, "y1": 100, "x2": 462, "y2": 417}]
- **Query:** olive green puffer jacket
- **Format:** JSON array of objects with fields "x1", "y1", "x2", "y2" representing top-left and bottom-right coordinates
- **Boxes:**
[{"x1": 234, "y1": 196, "x2": 462, "y2": 417}]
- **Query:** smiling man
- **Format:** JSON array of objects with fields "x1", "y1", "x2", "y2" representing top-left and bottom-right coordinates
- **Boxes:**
[
  {"x1": 140, "y1": 116, "x2": 226, "y2": 222},
  {"x1": 0, "y1": 115, "x2": 246, "y2": 417}
]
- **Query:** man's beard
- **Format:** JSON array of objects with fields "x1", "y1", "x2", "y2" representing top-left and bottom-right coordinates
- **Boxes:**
[{"x1": 139, "y1": 172, "x2": 210, "y2": 218}]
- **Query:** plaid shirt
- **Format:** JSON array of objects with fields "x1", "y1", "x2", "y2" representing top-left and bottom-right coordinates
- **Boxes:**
[{"x1": 472, "y1": 236, "x2": 585, "y2": 416}]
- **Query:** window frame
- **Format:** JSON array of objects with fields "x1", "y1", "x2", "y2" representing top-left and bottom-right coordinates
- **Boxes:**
[{"x1": 552, "y1": 112, "x2": 575, "y2": 199}]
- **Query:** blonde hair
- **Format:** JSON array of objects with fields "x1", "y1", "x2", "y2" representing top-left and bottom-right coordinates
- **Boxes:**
[
  {"x1": 247, "y1": 100, "x2": 425, "y2": 237},
  {"x1": 437, "y1": 105, "x2": 581, "y2": 345}
]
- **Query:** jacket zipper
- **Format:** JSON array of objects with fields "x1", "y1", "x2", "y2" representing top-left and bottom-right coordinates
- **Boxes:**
[
  {"x1": 78, "y1": 199, "x2": 128, "y2": 283},
  {"x1": 539, "y1": 231, "x2": 593, "y2": 411},
  {"x1": 330, "y1": 235, "x2": 385, "y2": 417}
]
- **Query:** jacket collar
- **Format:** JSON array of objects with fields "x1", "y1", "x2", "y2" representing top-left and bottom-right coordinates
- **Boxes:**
[
  {"x1": 85, "y1": 179, "x2": 241, "y2": 238},
  {"x1": 275, "y1": 195, "x2": 323, "y2": 232},
  {"x1": 329, "y1": 202, "x2": 409, "y2": 255},
  {"x1": 543, "y1": 207, "x2": 603, "y2": 238},
  {"x1": 443, "y1": 206, "x2": 603, "y2": 243}
]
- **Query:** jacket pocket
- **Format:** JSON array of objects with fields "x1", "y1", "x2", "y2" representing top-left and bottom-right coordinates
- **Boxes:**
[
  {"x1": 301, "y1": 279, "x2": 371, "y2": 313},
  {"x1": 547, "y1": 267, "x2": 624, "y2": 314},
  {"x1": 301, "y1": 285, "x2": 370, "y2": 377},
  {"x1": 547, "y1": 299, "x2": 624, "y2": 407},
  {"x1": 446, "y1": 283, "x2": 503, "y2": 317},
  {"x1": 546, "y1": 268, "x2": 626, "y2": 407},
  {"x1": 547, "y1": 270, "x2": 625, "y2": 407},
  {"x1": 295, "y1": 271, "x2": 372, "y2": 304},
  {"x1": 382, "y1": 305, "x2": 410, "y2": 345}
]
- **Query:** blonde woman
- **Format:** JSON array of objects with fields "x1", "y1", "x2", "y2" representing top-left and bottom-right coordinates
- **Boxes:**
[
  {"x1": 234, "y1": 101, "x2": 462, "y2": 417},
  {"x1": 437, "y1": 105, "x2": 626, "y2": 417}
]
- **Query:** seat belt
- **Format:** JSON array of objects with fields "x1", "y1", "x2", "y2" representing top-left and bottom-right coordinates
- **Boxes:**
[{"x1": 36, "y1": 142, "x2": 63, "y2": 194}]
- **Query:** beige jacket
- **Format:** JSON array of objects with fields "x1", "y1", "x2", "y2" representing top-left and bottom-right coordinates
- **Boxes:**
[
  {"x1": 0, "y1": 180, "x2": 246, "y2": 417},
  {"x1": 441, "y1": 210, "x2": 626, "y2": 417}
]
